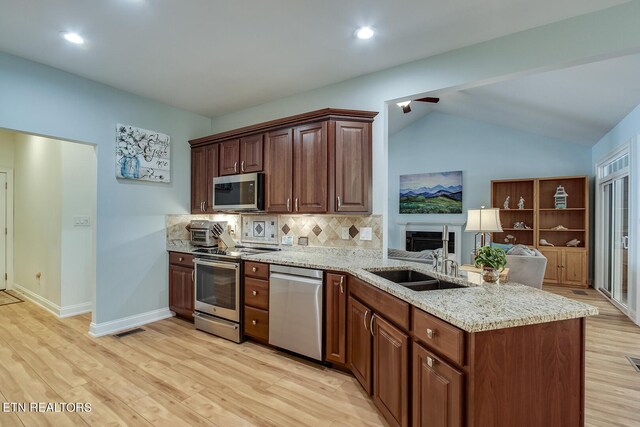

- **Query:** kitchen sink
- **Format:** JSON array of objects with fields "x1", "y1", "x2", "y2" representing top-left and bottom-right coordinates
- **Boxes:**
[{"x1": 368, "y1": 269, "x2": 465, "y2": 291}]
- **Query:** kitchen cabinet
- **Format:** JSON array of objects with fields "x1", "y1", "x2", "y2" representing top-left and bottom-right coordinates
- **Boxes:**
[
  {"x1": 293, "y1": 122, "x2": 328, "y2": 213},
  {"x1": 326, "y1": 273, "x2": 348, "y2": 365},
  {"x1": 191, "y1": 144, "x2": 218, "y2": 213},
  {"x1": 539, "y1": 247, "x2": 587, "y2": 287},
  {"x1": 372, "y1": 314, "x2": 410, "y2": 427},
  {"x1": 168, "y1": 252, "x2": 194, "y2": 321},
  {"x1": 190, "y1": 109, "x2": 377, "y2": 214},
  {"x1": 219, "y1": 135, "x2": 264, "y2": 176},
  {"x1": 347, "y1": 296, "x2": 373, "y2": 394},
  {"x1": 265, "y1": 128, "x2": 294, "y2": 213},
  {"x1": 331, "y1": 121, "x2": 371, "y2": 213},
  {"x1": 243, "y1": 261, "x2": 270, "y2": 342},
  {"x1": 413, "y1": 342, "x2": 463, "y2": 427}
]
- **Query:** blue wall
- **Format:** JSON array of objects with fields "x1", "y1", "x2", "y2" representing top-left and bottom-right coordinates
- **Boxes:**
[
  {"x1": 0, "y1": 52, "x2": 212, "y2": 325},
  {"x1": 389, "y1": 111, "x2": 593, "y2": 262}
]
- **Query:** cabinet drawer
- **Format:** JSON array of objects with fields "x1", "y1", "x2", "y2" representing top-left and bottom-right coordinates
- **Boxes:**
[
  {"x1": 245, "y1": 261, "x2": 269, "y2": 280},
  {"x1": 413, "y1": 307, "x2": 465, "y2": 366},
  {"x1": 349, "y1": 276, "x2": 410, "y2": 331},
  {"x1": 169, "y1": 252, "x2": 194, "y2": 269},
  {"x1": 244, "y1": 306, "x2": 269, "y2": 341},
  {"x1": 244, "y1": 277, "x2": 269, "y2": 310}
]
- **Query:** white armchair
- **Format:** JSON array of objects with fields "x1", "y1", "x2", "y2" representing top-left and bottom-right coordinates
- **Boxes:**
[{"x1": 506, "y1": 248, "x2": 547, "y2": 289}]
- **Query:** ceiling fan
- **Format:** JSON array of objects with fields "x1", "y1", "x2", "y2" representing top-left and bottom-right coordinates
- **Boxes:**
[{"x1": 397, "y1": 97, "x2": 440, "y2": 113}]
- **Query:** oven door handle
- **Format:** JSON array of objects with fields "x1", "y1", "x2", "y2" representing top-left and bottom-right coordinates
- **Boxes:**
[{"x1": 194, "y1": 259, "x2": 239, "y2": 270}]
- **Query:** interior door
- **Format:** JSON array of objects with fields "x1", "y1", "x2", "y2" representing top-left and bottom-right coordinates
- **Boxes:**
[{"x1": 0, "y1": 172, "x2": 5, "y2": 290}]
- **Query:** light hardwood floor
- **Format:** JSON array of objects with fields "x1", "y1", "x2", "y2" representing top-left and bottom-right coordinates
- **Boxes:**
[{"x1": 0, "y1": 287, "x2": 638, "y2": 426}]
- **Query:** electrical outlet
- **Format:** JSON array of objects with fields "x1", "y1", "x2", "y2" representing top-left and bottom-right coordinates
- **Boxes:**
[
  {"x1": 281, "y1": 235, "x2": 294, "y2": 246},
  {"x1": 360, "y1": 227, "x2": 372, "y2": 241},
  {"x1": 73, "y1": 216, "x2": 91, "y2": 227},
  {"x1": 341, "y1": 227, "x2": 350, "y2": 240}
]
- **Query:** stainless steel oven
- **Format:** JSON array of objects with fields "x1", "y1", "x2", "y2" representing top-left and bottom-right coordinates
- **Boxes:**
[
  {"x1": 193, "y1": 257, "x2": 242, "y2": 342},
  {"x1": 212, "y1": 172, "x2": 264, "y2": 211}
]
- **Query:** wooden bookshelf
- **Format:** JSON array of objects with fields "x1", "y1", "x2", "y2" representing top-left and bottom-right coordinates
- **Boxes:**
[{"x1": 491, "y1": 176, "x2": 589, "y2": 288}]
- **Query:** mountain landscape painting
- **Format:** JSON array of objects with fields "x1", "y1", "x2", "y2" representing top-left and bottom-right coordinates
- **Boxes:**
[{"x1": 400, "y1": 171, "x2": 463, "y2": 214}]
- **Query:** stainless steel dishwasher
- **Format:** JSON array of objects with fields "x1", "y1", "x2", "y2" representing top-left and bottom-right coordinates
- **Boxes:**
[{"x1": 269, "y1": 265, "x2": 323, "y2": 361}]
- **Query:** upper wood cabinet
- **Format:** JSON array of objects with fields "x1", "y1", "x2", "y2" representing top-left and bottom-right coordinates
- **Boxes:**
[
  {"x1": 189, "y1": 108, "x2": 377, "y2": 214},
  {"x1": 294, "y1": 122, "x2": 328, "y2": 213},
  {"x1": 191, "y1": 144, "x2": 218, "y2": 213},
  {"x1": 219, "y1": 135, "x2": 264, "y2": 176},
  {"x1": 331, "y1": 121, "x2": 372, "y2": 213},
  {"x1": 265, "y1": 128, "x2": 294, "y2": 213}
]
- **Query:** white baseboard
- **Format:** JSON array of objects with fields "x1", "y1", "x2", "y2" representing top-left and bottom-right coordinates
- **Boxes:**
[
  {"x1": 89, "y1": 307, "x2": 173, "y2": 338},
  {"x1": 12, "y1": 283, "x2": 92, "y2": 318},
  {"x1": 59, "y1": 302, "x2": 93, "y2": 318}
]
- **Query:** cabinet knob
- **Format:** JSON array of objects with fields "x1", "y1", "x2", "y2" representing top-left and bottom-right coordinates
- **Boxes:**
[
  {"x1": 252, "y1": 267, "x2": 257, "y2": 273},
  {"x1": 234, "y1": 161, "x2": 238, "y2": 173},
  {"x1": 339, "y1": 276, "x2": 345, "y2": 293},
  {"x1": 286, "y1": 198, "x2": 291, "y2": 212},
  {"x1": 427, "y1": 356, "x2": 435, "y2": 368},
  {"x1": 241, "y1": 160, "x2": 245, "y2": 173},
  {"x1": 337, "y1": 196, "x2": 341, "y2": 209},
  {"x1": 427, "y1": 328, "x2": 434, "y2": 339},
  {"x1": 178, "y1": 257, "x2": 183, "y2": 261},
  {"x1": 252, "y1": 320, "x2": 257, "y2": 326},
  {"x1": 252, "y1": 290, "x2": 258, "y2": 296}
]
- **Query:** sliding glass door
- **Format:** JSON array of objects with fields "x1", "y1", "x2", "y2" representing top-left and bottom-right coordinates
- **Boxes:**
[{"x1": 598, "y1": 150, "x2": 630, "y2": 310}]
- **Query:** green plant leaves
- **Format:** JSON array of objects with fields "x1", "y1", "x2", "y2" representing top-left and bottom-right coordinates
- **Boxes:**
[{"x1": 473, "y1": 246, "x2": 507, "y2": 270}]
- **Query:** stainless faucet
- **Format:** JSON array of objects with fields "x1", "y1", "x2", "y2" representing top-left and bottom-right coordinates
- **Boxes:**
[
  {"x1": 442, "y1": 259, "x2": 459, "y2": 277},
  {"x1": 432, "y1": 225, "x2": 459, "y2": 277}
]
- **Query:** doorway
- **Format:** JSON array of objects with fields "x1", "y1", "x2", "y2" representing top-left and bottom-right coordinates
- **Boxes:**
[{"x1": 596, "y1": 147, "x2": 630, "y2": 312}]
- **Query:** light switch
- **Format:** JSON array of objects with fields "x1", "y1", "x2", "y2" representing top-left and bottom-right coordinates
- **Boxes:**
[
  {"x1": 360, "y1": 227, "x2": 372, "y2": 241},
  {"x1": 281, "y1": 235, "x2": 294, "y2": 245}
]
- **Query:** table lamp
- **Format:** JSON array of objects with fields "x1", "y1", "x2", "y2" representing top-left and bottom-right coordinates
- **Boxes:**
[{"x1": 465, "y1": 206, "x2": 503, "y2": 256}]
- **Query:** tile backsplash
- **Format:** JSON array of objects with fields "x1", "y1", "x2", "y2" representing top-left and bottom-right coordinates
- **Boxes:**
[{"x1": 166, "y1": 213, "x2": 382, "y2": 250}]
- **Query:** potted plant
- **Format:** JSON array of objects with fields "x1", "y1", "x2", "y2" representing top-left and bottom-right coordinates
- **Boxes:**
[{"x1": 474, "y1": 246, "x2": 507, "y2": 283}]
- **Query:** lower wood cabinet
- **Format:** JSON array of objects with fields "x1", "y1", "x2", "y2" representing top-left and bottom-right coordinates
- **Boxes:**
[
  {"x1": 243, "y1": 261, "x2": 270, "y2": 342},
  {"x1": 539, "y1": 247, "x2": 588, "y2": 287},
  {"x1": 168, "y1": 252, "x2": 194, "y2": 321},
  {"x1": 373, "y1": 314, "x2": 410, "y2": 427},
  {"x1": 348, "y1": 296, "x2": 373, "y2": 394},
  {"x1": 325, "y1": 272, "x2": 348, "y2": 365},
  {"x1": 413, "y1": 342, "x2": 463, "y2": 427}
]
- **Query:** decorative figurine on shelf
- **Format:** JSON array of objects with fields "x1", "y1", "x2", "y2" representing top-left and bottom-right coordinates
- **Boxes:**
[
  {"x1": 503, "y1": 196, "x2": 510, "y2": 210},
  {"x1": 514, "y1": 221, "x2": 530, "y2": 229},
  {"x1": 504, "y1": 234, "x2": 516, "y2": 244},
  {"x1": 524, "y1": 224, "x2": 532, "y2": 229},
  {"x1": 517, "y1": 196, "x2": 525, "y2": 210},
  {"x1": 540, "y1": 238, "x2": 554, "y2": 246},
  {"x1": 566, "y1": 239, "x2": 581, "y2": 247},
  {"x1": 552, "y1": 224, "x2": 569, "y2": 230},
  {"x1": 554, "y1": 185, "x2": 568, "y2": 209}
]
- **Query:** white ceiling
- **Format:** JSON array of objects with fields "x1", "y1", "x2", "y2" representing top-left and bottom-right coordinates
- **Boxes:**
[
  {"x1": 0, "y1": 0, "x2": 627, "y2": 118},
  {"x1": 389, "y1": 52, "x2": 640, "y2": 145}
]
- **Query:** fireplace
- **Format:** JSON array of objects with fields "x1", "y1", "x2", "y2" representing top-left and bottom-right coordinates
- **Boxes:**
[{"x1": 406, "y1": 231, "x2": 454, "y2": 253}]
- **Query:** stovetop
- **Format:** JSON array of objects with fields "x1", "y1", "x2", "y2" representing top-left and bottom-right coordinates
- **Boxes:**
[{"x1": 192, "y1": 245, "x2": 280, "y2": 260}]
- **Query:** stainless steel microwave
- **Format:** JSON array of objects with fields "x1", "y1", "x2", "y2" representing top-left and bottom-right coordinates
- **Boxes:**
[{"x1": 212, "y1": 172, "x2": 264, "y2": 211}]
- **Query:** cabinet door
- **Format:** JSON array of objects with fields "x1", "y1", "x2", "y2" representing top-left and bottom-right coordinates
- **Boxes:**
[
  {"x1": 219, "y1": 139, "x2": 240, "y2": 175},
  {"x1": 334, "y1": 121, "x2": 371, "y2": 213},
  {"x1": 539, "y1": 248, "x2": 560, "y2": 285},
  {"x1": 326, "y1": 273, "x2": 347, "y2": 365},
  {"x1": 204, "y1": 144, "x2": 219, "y2": 212},
  {"x1": 191, "y1": 147, "x2": 207, "y2": 213},
  {"x1": 265, "y1": 128, "x2": 294, "y2": 213},
  {"x1": 240, "y1": 134, "x2": 264, "y2": 173},
  {"x1": 294, "y1": 122, "x2": 328, "y2": 213},
  {"x1": 373, "y1": 314, "x2": 410, "y2": 427},
  {"x1": 412, "y1": 342, "x2": 463, "y2": 427},
  {"x1": 169, "y1": 265, "x2": 194, "y2": 320},
  {"x1": 562, "y1": 249, "x2": 588, "y2": 286},
  {"x1": 348, "y1": 296, "x2": 373, "y2": 395}
]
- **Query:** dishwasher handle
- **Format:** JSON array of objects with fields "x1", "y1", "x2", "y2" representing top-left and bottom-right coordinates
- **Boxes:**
[{"x1": 270, "y1": 272, "x2": 323, "y2": 286}]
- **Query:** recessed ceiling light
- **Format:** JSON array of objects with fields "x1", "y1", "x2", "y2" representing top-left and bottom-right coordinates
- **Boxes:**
[
  {"x1": 355, "y1": 26, "x2": 374, "y2": 40},
  {"x1": 61, "y1": 32, "x2": 84, "y2": 45}
]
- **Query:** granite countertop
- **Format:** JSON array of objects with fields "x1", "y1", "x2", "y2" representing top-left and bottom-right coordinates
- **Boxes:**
[{"x1": 241, "y1": 250, "x2": 598, "y2": 333}]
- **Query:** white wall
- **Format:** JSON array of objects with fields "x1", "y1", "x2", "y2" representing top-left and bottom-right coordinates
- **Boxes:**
[
  {"x1": 0, "y1": 52, "x2": 212, "y2": 326},
  {"x1": 388, "y1": 112, "x2": 592, "y2": 262},
  {"x1": 13, "y1": 133, "x2": 63, "y2": 306}
]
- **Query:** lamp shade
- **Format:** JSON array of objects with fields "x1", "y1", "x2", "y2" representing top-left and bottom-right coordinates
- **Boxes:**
[{"x1": 465, "y1": 207, "x2": 503, "y2": 232}]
